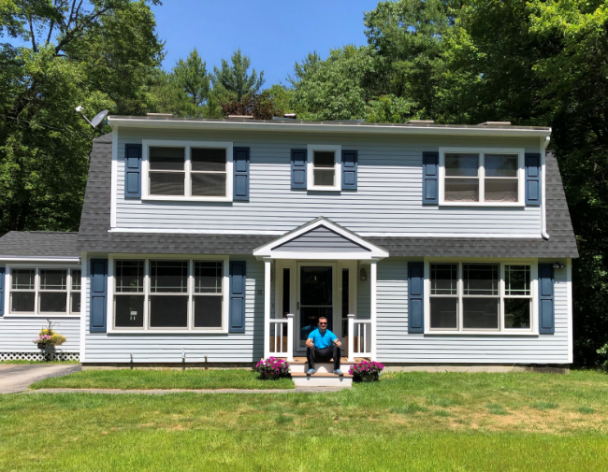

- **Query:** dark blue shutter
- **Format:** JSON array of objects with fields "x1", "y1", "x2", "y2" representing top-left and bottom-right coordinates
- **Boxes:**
[
  {"x1": 291, "y1": 149, "x2": 307, "y2": 189},
  {"x1": 342, "y1": 150, "x2": 358, "y2": 190},
  {"x1": 229, "y1": 261, "x2": 246, "y2": 333},
  {"x1": 233, "y1": 147, "x2": 250, "y2": 201},
  {"x1": 124, "y1": 144, "x2": 142, "y2": 198},
  {"x1": 422, "y1": 151, "x2": 439, "y2": 204},
  {"x1": 408, "y1": 262, "x2": 424, "y2": 333},
  {"x1": 90, "y1": 259, "x2": 108, "y2": 333},
  {"x1": 0, "y1": 267, "x2": 5, "y2": 317},
  {"x1": 525, "y1": 153, "x2": 541, "y2": 206},
  {"x1": 538, "y1": 263, "x2": 555, "y2": 334}
]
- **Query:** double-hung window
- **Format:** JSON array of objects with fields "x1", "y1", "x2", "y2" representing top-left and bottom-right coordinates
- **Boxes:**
[
  {"x1": 143, "y1": 141, "x2": 233, "y2": 201},
  {"x1": 439, "y1": 149, "x2": 524, "y2": 205},
  {"x1": 8, "y1": 268, "x2": 80, "y2": 315},
  {"x1": 112, "y1": 258, "x2": 227, "y2": 332},
  {"x1": 307, "y1": 144, "x2": 341, "y2": 191},
  {"x1": 428, "y1": 262, "x2": 535, "y2": 333}
]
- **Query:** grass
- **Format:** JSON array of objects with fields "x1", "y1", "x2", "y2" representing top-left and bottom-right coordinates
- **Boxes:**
[
  {"x1": 1, "y1": 370, "x2": 608, "y2": 471},
  {"x1": 30, "y1": 368, "x2": 295, "y2": 390}
]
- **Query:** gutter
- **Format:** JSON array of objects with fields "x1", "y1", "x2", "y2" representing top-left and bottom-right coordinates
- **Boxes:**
[
  {"x1": 108, "y1": 117, "x2": 552, "y2": 139},
  {"x1": 541, "y1": 136, "x2": 551, "y2": 240}
]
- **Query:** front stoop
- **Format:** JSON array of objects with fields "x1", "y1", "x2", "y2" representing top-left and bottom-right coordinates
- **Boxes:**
[{"x1": 291, "y1": 372, "x2": 353, "y2": 388}]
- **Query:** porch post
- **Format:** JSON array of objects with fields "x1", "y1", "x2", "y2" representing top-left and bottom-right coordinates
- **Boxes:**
[
  {"x1": 347, "y1": 314, "x2": 355, "y2": 362},
  {"x1": 286, "y1": 313, "x2": 294, "y2": 362},
  {"x1": 263, "y1": 258, "x2": 272, "y2": 360},
  {"x1": 370, "y1": 260, "x2": 377, "y2": 361}
]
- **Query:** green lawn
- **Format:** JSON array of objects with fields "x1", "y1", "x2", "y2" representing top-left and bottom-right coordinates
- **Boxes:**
[
  {"x1": 2, "y1": 370, "x2": 608, "y2": 471},
  {"x1": 31, "y1": 368, "x2": 295, "y2": 390}
]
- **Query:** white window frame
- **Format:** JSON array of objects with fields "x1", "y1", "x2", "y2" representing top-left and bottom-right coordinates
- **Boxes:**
[
  {"x1": 424, "y1": 259, "x2": 538, "y2": 335},
  {"x1": 107, "y1": 255, "x2": 230, "y2": 334},
  {"x1": 438, "y1": 147, "x2": 525, "y2": 207},
  {"x1": 5, "y1": 265, "x2": 81, "y2": 317},
  {"x1": 307, "y1": 144, "x2": 342, "y2": 191},
  {"x1": 141, "y1": 140, "x2": 234, "y2": 202}
]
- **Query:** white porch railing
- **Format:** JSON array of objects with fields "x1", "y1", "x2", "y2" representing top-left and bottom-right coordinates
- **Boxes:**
[
  {"x1": 266, "y1": 314, "x2": 294, "y2": 362},
  {"x1": 347, "y1": 314, "x2": 373, "y2": 362}
]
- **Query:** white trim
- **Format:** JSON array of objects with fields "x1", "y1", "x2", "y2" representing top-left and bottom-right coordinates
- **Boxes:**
[
  {"x1": 110, "y1": 128, "x2": 118, "y2": 228},
  {"x1": 438, "y1": 147, "x2": 525, "y2": 207},
  {"x1": 106, "y1": 254, "x2": 229, "y2": 334},
  {"x1": 80, "y1": 252, "x2": 87, "y2": 363},
  {"x1": 105, "y1": 228, "x2": 544, "y2": 239},
  {"x1": 567, "y1": 258, "x2": 573, "y2": 363},
  {"x1": 307, "y1": 144, "x2": 342, "y2": 192},
  {"x1": 253, "y1": 218, "x2": 389, "y2": 259},
  {"x1": 108, "y1": 116, "x2": 552, "y2": 139},
  {"x1": 263, "y1": 259, "x2": 272, "y2": 359},
  {"x1": 370, "y1": 261, "x2": 377, "y2": 361},
  {"x1": 0, "y1": 256, "x2": 80, "y2": 262},
  {"x1": 141, "y1": 139, "x2": 234, "y2": 203},
  {"x1": 3, "y1": 314, "x2": 80, "y2": 319},
  {"x1": 541, "y1": 136, "x2": 551, "y2": 240},
  {"x1": 423, "y1": 258, "x2": 539, "y2": 336}
]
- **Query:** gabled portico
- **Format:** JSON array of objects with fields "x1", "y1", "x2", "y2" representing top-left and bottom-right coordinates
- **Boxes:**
[{"x1": 254, "y1": 217, "x2": 388, "y2": 362}]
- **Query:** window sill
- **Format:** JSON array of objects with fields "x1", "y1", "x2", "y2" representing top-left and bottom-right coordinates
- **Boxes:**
[
  {"x1": 438, "y1": 201, "x2": 525, "y2": 208},
  {"x1": 107, "y1": 329, "x2": 228, "y2": 335},
  {"x1": 5, "y1": 314, "x2": 80, "y2": 318},
  {"x1": 307, "y1": 187, "x2": 341, "y2": 192},
  {"x1": 141, "y1": 195, "x2": 233, "y2": 203},
  {"x1": 424, "y1": 330, "x2": 538, "y2": 336}
]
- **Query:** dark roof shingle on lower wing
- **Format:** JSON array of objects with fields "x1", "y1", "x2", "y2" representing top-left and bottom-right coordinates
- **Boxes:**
[
  {"x1": 78, "y1": 135, "x2": 577, "y2": 258},
  {"x1": 0, "y1": 231, "x2": 80, "y2": 257}
]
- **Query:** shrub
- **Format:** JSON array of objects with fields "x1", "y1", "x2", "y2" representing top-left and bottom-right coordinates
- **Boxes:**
[
  {"x1": 254, "y1": 357, "x2": 290, "y2": 377},
  {"x1": 348, "y1": 360, "x2": 385, "y2": 380}
]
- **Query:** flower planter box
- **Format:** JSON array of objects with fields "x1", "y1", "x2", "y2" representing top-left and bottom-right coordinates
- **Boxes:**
[
  {"x1": 37, "y1": 343, "x2": 46, "y2": 349},
  {"x1": 263, "y1": 372, "x2": 281, "y2": 380},
  {"x1": 359, "y1": 373, "x2": 377, "y2": 382}
]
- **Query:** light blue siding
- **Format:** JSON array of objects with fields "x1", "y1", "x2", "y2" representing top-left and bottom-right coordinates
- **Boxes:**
[
  {"x1": 274, "y1": 226, "x2": 369, "y2": 253},
  {"x1": 114, "y1": 129, "x2": 542, "y2": 236},
  {"x1": 376, "y1": 258, "x2": 570, "y2": 364},
  {"x1": 83, "y1": 256, "x2": 265, "y2": 364}
]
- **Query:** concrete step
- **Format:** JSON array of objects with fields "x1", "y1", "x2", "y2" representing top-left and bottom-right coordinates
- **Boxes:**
[
  {"x1": 287, "y1": 357, "x2": 367, "y2": 374},
  {"x1": 291, "y1": 372, "x2": 353, "y2": 388}
]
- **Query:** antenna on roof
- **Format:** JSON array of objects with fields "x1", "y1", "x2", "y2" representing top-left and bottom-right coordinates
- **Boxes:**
[{"x1": 75, "y1": 106, "x2": 109, "y2": 131}]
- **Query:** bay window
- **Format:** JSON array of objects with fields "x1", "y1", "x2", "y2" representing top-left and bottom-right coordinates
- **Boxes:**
[
  {"x1": 8, "y1": 267, "x2": 80, "y2": 315},
  {"x1": 440, "y1": 149, "x2": 524, "y2": 205},
  {"x1": 143, "y1": 140, "x2": 233, "y2": 201},
  {"x1": 429, "y1": 262, "x2": 535, "y2": 332},
  {"x1": 111, "y1": 258, "x2": 227, "y2": 332}
]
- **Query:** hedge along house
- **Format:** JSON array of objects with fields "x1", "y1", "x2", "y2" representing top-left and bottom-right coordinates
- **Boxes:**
[{"x1": 0, "y1": 116, "x2": 577, "y2": 369}]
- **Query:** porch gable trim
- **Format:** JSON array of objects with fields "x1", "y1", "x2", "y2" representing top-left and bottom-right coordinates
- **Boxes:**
[{"x1": 253, "y1": 217, "x2": 389, "y2": 260}]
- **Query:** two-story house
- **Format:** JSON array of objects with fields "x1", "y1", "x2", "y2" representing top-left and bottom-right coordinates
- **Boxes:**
[{"x1": 0, "y1": 116, "x2": 578, "y2": 370}]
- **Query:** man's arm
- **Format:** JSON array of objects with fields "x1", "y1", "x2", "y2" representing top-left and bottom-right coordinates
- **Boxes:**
[
  {"x1": 330, "y1": 332, "x2": 342, "y2": 348},
  {"x1": 305, "y1": 336, "x2": 314, "y2": 348}
]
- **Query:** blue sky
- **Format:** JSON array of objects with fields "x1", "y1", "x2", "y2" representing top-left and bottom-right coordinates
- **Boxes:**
[{"x1": 151, "y1": 0, "x2": 381, "y2": 87}]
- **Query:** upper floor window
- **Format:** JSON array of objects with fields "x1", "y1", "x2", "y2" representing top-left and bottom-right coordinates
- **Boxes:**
[
  {"x1": 142, "y1": 140, "x2": 233, "y2": 202},
  {"x1": 439, "y1": 148, "x2": 524, "y2": 206},
  {"x1": 8, "y1": 267, "x2": 81, "y2": 315},
  {"x1": 307, "y1": 144, "x2": 341, "y2": 191}
]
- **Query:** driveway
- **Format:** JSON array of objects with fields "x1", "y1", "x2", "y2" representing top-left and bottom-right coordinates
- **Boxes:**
[{"x1": 0, "y1": 364, "x2": 81, "y2": 393}]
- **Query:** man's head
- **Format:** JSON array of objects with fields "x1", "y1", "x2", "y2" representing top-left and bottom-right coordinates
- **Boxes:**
[{"x1": 318, "y1": 317, "x2": 328, "y2": 332}]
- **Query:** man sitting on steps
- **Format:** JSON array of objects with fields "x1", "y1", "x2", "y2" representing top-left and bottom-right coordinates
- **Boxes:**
[{"x1": 305, "y1": 317, "x2": 343, "y2": 376}]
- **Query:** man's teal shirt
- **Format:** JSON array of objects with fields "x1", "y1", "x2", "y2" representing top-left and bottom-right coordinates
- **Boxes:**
[{"x1": 308, "y1": 328, "x2": 337, "y2": 349}]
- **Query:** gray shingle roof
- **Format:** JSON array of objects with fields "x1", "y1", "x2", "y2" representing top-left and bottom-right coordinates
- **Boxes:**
[
  {"x1": 0, "y1": 231, "x2": 79, "y2": 257},
  {"x1": 78, "y1": 135, "x2": 578, "y2": 258}
]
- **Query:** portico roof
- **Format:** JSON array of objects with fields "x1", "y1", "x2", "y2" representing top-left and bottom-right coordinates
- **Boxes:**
[{"x1": 253, "y1": 217, "x2": 389, "y2": 260}]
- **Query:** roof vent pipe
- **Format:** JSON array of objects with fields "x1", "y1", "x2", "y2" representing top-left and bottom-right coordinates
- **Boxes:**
[{"x1": 479, "y1": 121, "x2": 511, "y2": 126}]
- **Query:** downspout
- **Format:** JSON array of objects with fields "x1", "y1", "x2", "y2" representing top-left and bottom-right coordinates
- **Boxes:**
[{"x1": 541, "y1": 135, "x2": 551, "y2": 240}]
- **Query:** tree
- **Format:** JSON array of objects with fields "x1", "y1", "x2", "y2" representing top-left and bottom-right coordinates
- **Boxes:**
[
  {"x1": 213, "y1": 49, "x2": 265, "y2": 101},
  {"x1": 0, "y1": 0, "x2": 163, "y2": 234}
]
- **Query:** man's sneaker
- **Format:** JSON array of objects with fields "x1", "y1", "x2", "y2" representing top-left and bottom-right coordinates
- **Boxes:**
[
  {"x1": 333, "y1": 369, "x2": 344, "y2": 376},
  {"x1": 306, "y1": 368, "x2": 315, "y2": 376}
]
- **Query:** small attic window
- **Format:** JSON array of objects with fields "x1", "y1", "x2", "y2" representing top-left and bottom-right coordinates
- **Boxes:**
[{"x1": 307, "y1": 144, "x2": 341, "y2": 191}]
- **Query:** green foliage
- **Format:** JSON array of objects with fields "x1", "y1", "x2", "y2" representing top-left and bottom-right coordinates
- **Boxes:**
[
  {"x1": 220, "y1": 91, "x2": 284, "y2": 120},
  {"x1": 212, "y1": 48, "x2": 265, "y2": 101},
  {"x1": 0, "y1": 0, "x2": 163, "y2": 233}
]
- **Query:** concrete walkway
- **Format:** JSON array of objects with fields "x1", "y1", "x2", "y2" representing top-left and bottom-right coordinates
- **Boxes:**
[
  {"x1": 0, "y1": 364, "x2": 81, "y2": 393},
  {"x1": 29, "y1": 386, "x2": 347, "y2": 394}
]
